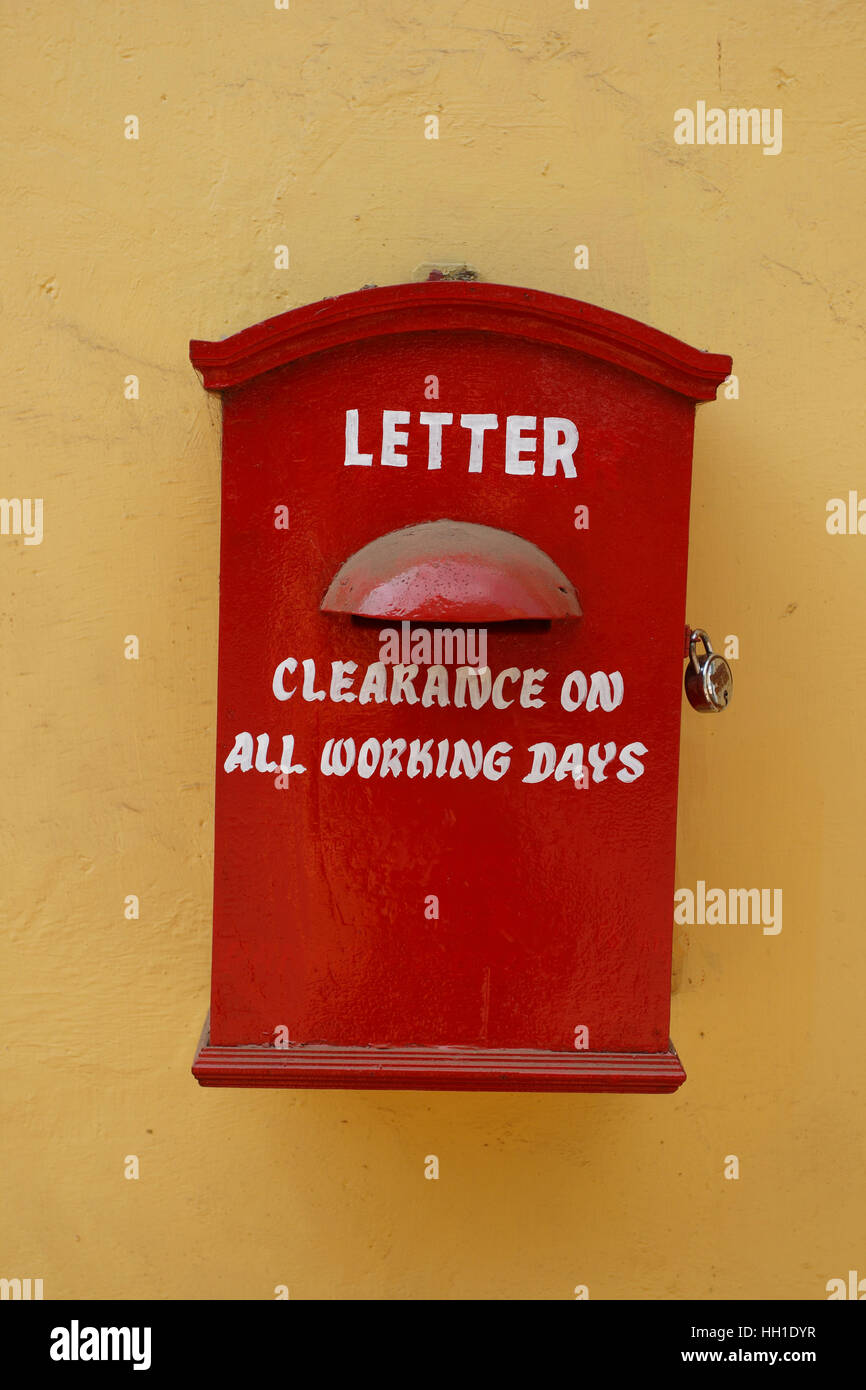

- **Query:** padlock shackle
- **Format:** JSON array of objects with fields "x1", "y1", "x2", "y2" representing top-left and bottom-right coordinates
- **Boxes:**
[{"x1": 688, "y1": 627, "x2": 713, "y2": 674}]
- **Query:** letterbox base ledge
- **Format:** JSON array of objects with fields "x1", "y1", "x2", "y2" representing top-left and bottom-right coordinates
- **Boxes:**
[{"x1": 192, "y1": 1022, "x2": 686, "y2": 1094}]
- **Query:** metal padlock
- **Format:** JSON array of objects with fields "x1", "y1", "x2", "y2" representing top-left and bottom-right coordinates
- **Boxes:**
[{"x1": 684, "y1": 628, "x2": 733, "y2": 712}]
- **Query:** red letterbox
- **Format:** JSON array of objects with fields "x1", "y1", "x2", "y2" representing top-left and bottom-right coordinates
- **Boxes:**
[{"x1": 190, "y1": 280, "x2": 731, "y2": 1093}]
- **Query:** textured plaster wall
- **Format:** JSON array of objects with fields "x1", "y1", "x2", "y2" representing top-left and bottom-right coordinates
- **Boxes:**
[{"x1": 1, "y1": 0, "x2": 863, "y2": 1299}]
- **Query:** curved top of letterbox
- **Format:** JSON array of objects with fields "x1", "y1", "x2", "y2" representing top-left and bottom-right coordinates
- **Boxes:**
[
  {"x1": 189, "y1": 281, "x2": 732, "y2": 400},
  {"x1": 321, "y1": 519, "x2": 581, "y2": 622}
]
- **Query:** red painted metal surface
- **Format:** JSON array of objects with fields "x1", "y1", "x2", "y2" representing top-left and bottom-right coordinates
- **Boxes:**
[
  {"x1": 321, "y1": 520, "x2": 582, "y2": 621},
  {"x1": 192, "y1": 1018, "x2": 686, "y2": 1093},
  {"x1": 190, "y1": 280, "x2": 730, "y2": 399},
  {"x1": 190, "y1": 280, "x2": 731, "y2": 1093}
]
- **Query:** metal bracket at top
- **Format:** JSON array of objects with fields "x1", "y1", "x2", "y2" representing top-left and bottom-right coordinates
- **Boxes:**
[{"x1": 412, "y1": 263, "x2": 480, "y2": 282}]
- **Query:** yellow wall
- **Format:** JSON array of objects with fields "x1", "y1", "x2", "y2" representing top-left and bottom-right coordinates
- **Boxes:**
[{"x1": 3, "y1": 0, "x2": 862, "y2": 1300}]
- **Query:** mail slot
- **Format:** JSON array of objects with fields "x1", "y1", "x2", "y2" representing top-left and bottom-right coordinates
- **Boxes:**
[{"x1": 190, "y1": 279, "x2": 731, "y2": 1093}]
